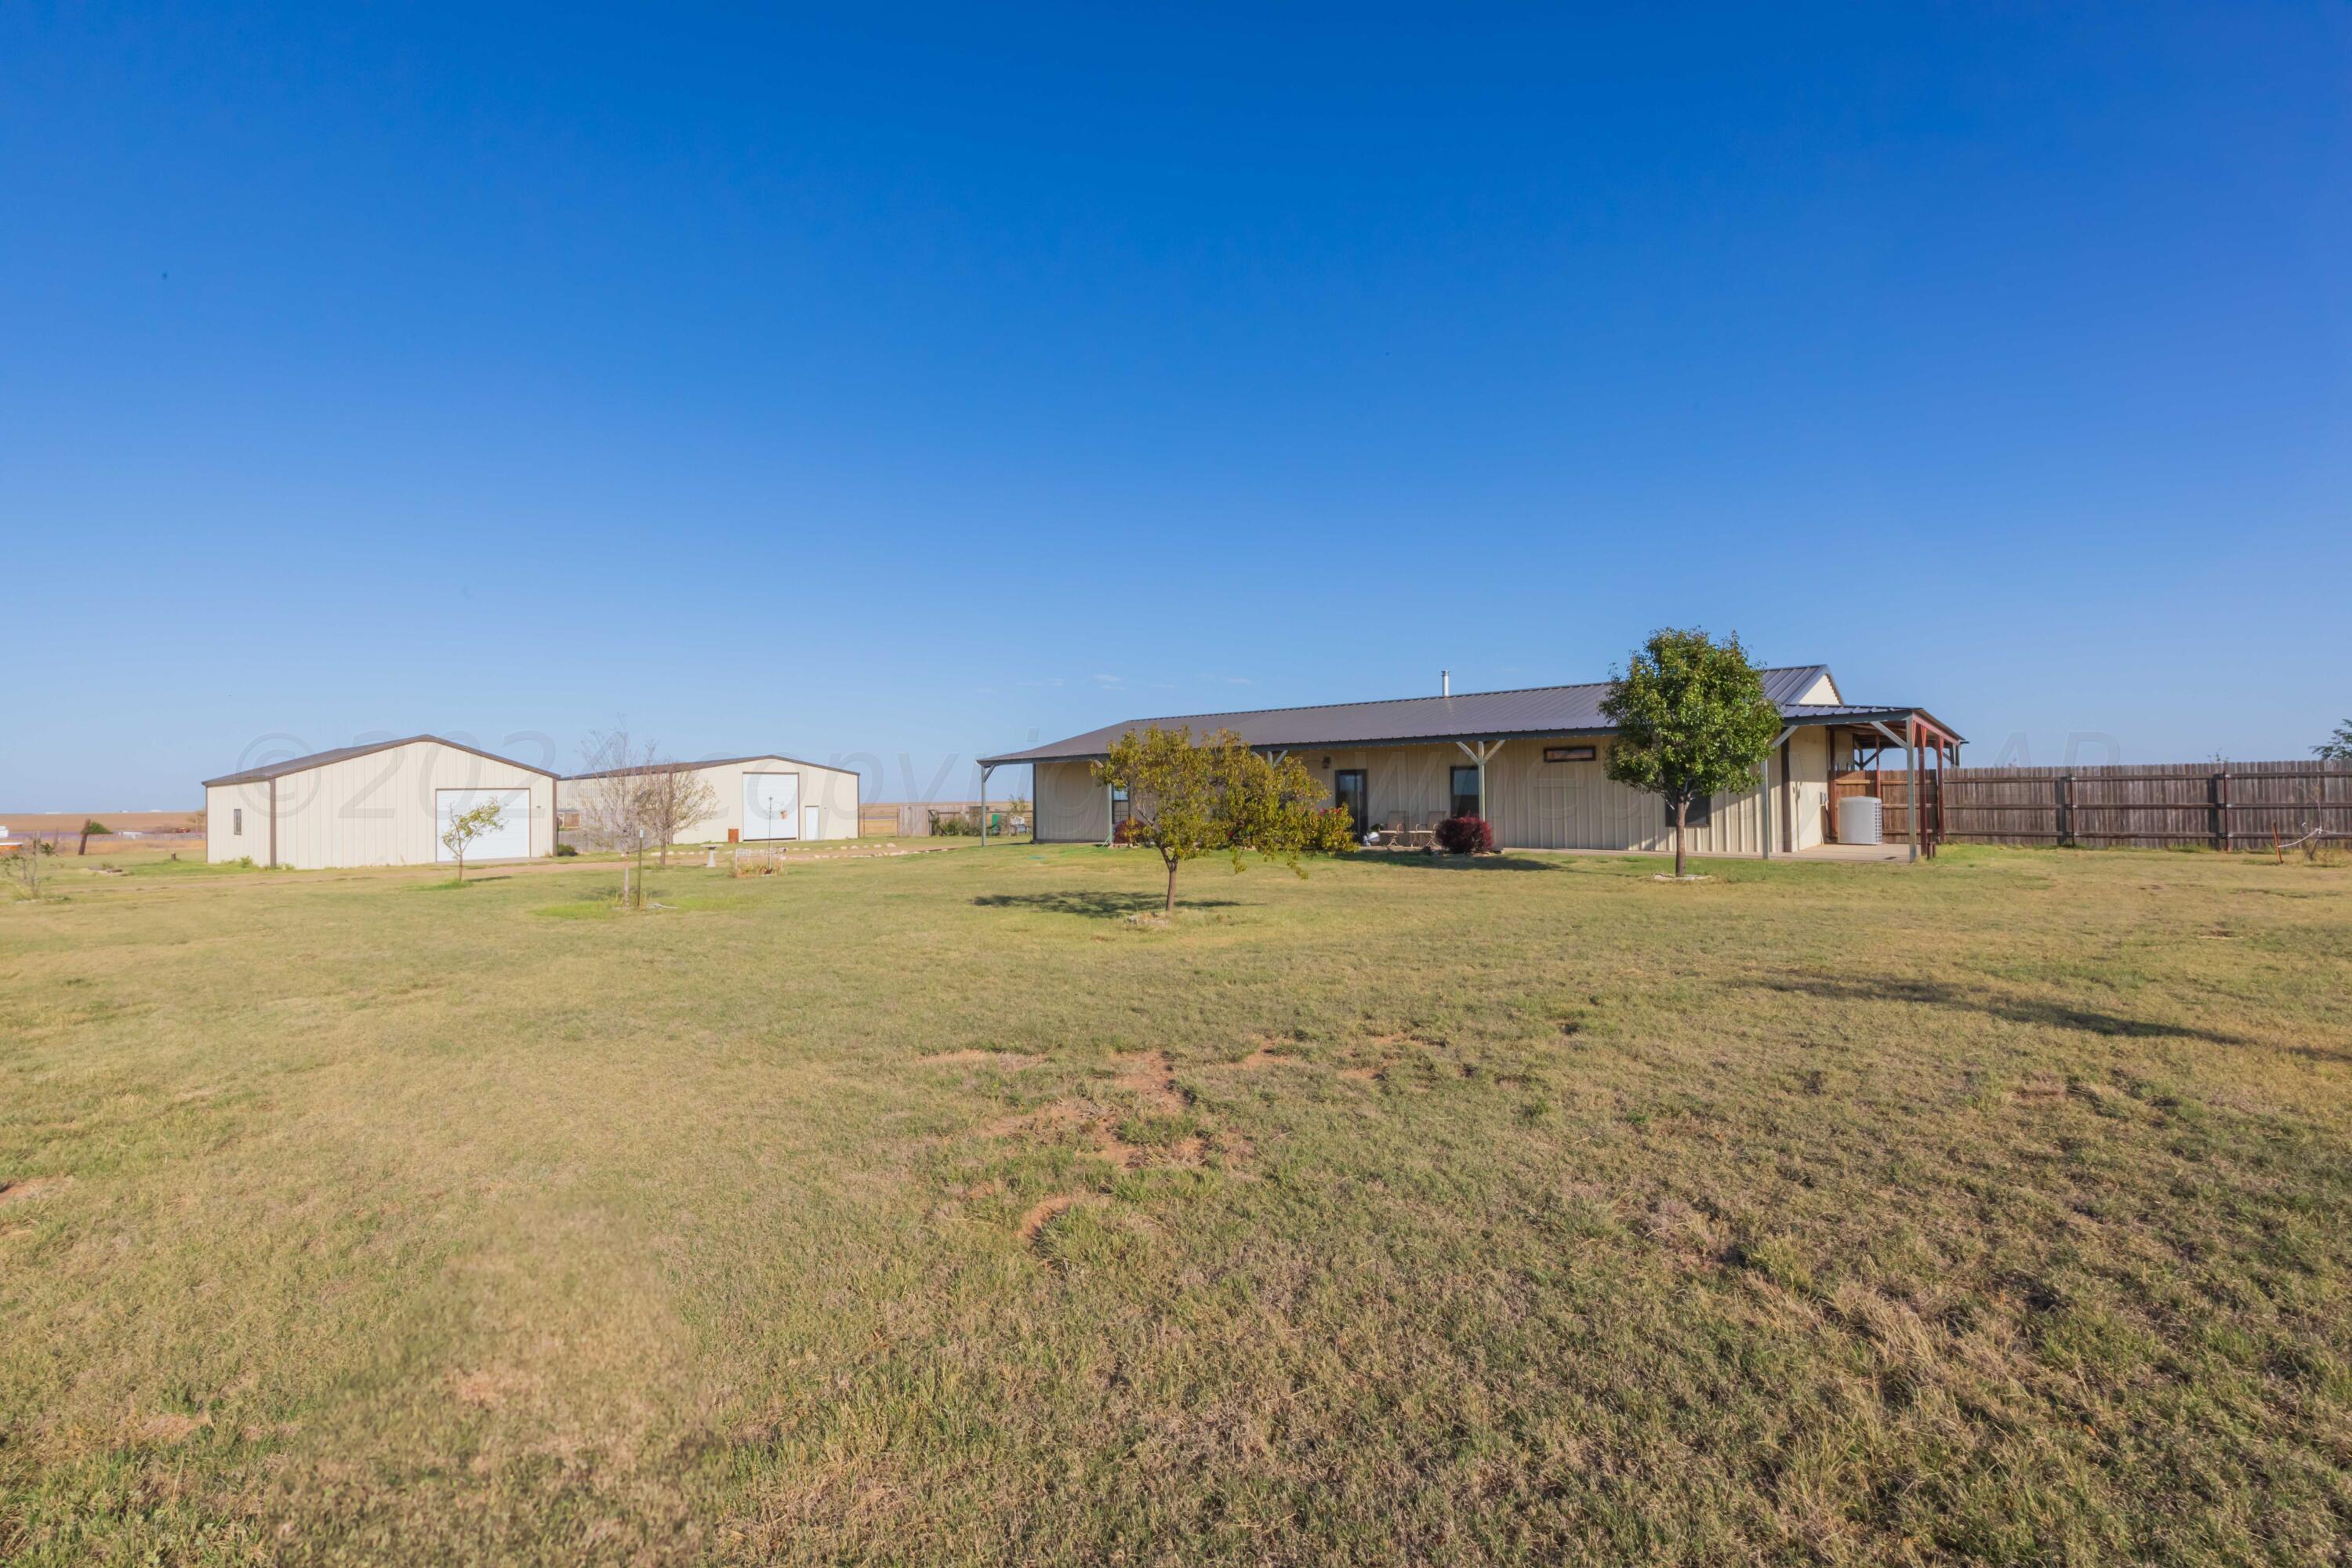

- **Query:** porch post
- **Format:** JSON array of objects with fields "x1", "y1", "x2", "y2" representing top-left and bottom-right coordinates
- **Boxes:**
[
  {"x1": 1762, "y1": 726, "x2": 1793, "y2": 860},
  {"x1": 1454, "y1": 739, "x2": 1502, "y2": 831},
  {"x1": 1907, "y1": 719, "x2": 1922, "y2": 864},
  {"x1": 980, "y1": 764, "x2": 994, "y2": 846},
  {"x1": 1779, "y1": 735, "x2": 1794, "y2": 853}
]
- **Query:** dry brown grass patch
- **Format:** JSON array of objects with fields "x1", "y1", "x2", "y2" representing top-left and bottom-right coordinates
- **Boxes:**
[
  {"x1": 0, "y1": 1175, "x2": 71, "y2": 1206},
  {"x1": 919, "y1": 1049, "x2": 1044, "y2": 1069},
  {"x1": 124, "y1": 1412, "x2": 209, "y2": 1446},
  {"x1": 1018, "y1": 1192, "x2": 1106, "y2": 1247},
  {"x1": 449, "y1": 1368, "x2": 535, "y2": 1410}
]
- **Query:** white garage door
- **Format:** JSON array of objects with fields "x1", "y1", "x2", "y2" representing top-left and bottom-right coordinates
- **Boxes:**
[
  {"x1": 435, "y1": 788, "x2": 532, "y2": 862},
  {"x1": 743, "y1": 772, "x2": 800, "y2": 840}
]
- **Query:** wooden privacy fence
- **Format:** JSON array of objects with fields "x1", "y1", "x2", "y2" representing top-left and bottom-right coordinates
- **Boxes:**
[
  {"x1": 1842, "y1": 761, "x2": 2352, "y2": 851},
  {"x1": 858, "y1": 801, "x2": 1033, "y2": 837}
]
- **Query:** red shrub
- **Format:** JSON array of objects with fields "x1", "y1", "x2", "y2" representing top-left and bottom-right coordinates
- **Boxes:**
[
  {"x1": 1435, "y1": 815, "x2": 1495, "y2": 854},
  {"x1": 1112, "y1": 815, "x2": 1145, "y2": 845}
]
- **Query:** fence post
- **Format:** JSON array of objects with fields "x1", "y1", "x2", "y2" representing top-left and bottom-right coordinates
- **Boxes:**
[
  {"x1": 2216, "y1": 765, "x2": 2229, "y2": 851},
  {"x1": 2058, "y1": 775, "x2": 2073, "y2": 848}
]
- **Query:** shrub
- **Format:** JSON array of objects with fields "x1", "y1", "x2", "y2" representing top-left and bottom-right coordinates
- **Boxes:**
[
  {"x1": 1112, "y1": 815, "x2": 1148, "y2": 846},
  {"x1": 929, "y1": 810, "x2": 977, "y2": 837},
  {"x1": 1306, "y1": 806, "x2": 1359, "y2": 855},
  {"x1": 1435, "y1": 815, "x2": 1495, "y2": 855},
  {"x1": 554, "y1": 843, "x2": 579, "y2": 858}
]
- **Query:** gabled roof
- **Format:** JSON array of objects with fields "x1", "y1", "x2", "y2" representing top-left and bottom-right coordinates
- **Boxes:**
[
  {"x1": 203, "y1": 735, "x2": 560, "y2": 787},
  {"x1": 564, "y1": 753, "x2": 839, "y2": 781},
  {"x1": 979, "y1": 665, "x2": 1955, "y2": 766}
]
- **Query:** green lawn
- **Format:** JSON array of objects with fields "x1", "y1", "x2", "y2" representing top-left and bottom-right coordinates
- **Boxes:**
[{"x1": 3, "y1": 841, "x2": 2349, "y2": 1564}]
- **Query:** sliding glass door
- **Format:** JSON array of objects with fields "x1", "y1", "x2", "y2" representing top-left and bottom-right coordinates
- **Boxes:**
[{"x1": 1333, "y1": 770, "x2": 1368, "y2": 837}]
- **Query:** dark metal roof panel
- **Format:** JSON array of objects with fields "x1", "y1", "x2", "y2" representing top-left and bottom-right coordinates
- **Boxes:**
[
  {"x1": 980, "y1": 666, "x2": 1891, "y2": 764},
  {"x1": 1781, "y1": 705, "x2": 1968, "y2": 742},
  {"x1": 202, "y1": 735, "x2": 560, "y2": 787}
]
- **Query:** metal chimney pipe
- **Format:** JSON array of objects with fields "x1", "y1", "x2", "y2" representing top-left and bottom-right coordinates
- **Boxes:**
[{"x1": 1443, "y1": 670, "x2": 1451, "y2": 697}]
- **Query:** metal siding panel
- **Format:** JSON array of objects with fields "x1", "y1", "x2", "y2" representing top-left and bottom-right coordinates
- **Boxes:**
[
  {"x1": 560, "y1": 757, "x2": 862, "y2": 844},
  {"x1": 1036, "y1": 761, "x2": 1109, "y2": 841},
  {"x1": 279, "y1": 741, "x2": 549, "y2": 868},
  {"x1": 1789, "y1": 727, "x2": 1831, "y2": 849},
  {"x1": 205, "y1": 782, "x2": 271, "y2": 862}
]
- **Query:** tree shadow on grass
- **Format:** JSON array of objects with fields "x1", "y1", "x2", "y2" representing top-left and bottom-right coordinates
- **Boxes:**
[
  {"x1": 973, "y1": 891, "x2": 1245, "y2": 917},
  {"x1": 411, "y1": 875, "x2": 515, "y2": 892},
  {"x1": 1756, "y1": 975, "x2": 2246, "y2": 1045},
  {"x1": 1350, "y1": 852, "x2": 1560, "y2": 873}
]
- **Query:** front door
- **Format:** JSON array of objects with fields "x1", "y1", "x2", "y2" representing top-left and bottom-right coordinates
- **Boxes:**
[
  {"x1": 1332, "y1": 770, "x2": 1368, "y2": 838},
  {"x1": 1450, "y1": 765, "x2": 1482, "y2": 820}
]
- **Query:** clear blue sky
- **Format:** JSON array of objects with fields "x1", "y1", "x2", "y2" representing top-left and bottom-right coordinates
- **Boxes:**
[{"x1": 5, "y1": 3, "x2": 2346, "y2": 808}]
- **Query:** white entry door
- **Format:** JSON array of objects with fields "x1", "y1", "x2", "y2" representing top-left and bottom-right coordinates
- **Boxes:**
[
  {"x1": 435, "y1": 788, "x2": 532, "y2": 862},
  {"x1": 743, "y1": 772, "x2": 800, "y2": 840},
  {"x1": 802, "y1": 804, "x2": 822, "y2": 842}
]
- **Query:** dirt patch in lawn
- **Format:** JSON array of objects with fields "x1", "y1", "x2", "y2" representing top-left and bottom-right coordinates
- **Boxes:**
[
  {"x1": 1112, "y1": 1050, "x2": 1185, "y2": 1112},
  {"x1": 979, "y1": 1101, "x2": 1096, "y2": 1141},
  {"x1": 1094, "y1": 1123, "x2": 1206, "y2": 1172},
  {"x1": 0, "y1": 1176, "x2": 71, "y2": 1206},
  {"x1": 1018, "y1": 1192, "x2": 1107, "y2": 1249},
  {"x1": 125, "y1": 1412, "x2": 210, "y2": 1445},
  {"x1": 451, "y1": 1368, "x2": 534, "y2": 1410},
  {"x1": 920, "y1": 1050, "x2": 1044, "y2": 1069}
]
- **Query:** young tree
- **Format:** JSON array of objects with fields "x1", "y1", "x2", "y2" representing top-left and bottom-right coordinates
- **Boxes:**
[
  {"x1": 638, "y1": 762, "x2": 719, "y2": 868},
  {"x1": 5, "y1": 841, "x2": 42, "y2": 900},
  {"x1": 439, "y1": 799, "x2": 505, "y2": 884},
  {"x1": 2318, "y1": 720, "x2": 2352, "y2": 763},
  {"x1": 1092, "y1": 727, "x2": 1332, "y2": 914},
  {"x1": 77, "y1": 818, "x2": 111, "y2": 855},
  {"x1": 1094, "y1": 726, "x2": 1228, "y2": 915},
  {"x1": 1600, "y1": 628, "x2": 1783, "y2": 879},
  {"x1": 576, "y1": 728, "x2": 658, "y2": 908}
]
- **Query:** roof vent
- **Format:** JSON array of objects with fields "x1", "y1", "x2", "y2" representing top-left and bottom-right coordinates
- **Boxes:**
[{"x1": 1442, "y1": 670, "x2": 1450, "y2": 697}]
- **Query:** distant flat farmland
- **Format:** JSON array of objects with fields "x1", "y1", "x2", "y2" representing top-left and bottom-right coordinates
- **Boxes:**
[{"x1": 2, "y1": 811, "x2": 201, "y2": 838}]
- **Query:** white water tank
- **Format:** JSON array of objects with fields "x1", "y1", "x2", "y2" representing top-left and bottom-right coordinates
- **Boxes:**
[{"x1": 1838, "y1": 796, "x2": 1883, "y2": 845}]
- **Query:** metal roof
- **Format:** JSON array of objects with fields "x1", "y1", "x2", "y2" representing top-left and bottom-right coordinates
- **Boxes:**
[
  {"x1": 1780, "y1": 705, "x2": 1966, "y2": 744},
  {"x1": 202, "y1": 735, "x2": 560, "y2": 787},
  {"x1": 980, "y1": 665, "x2": 1957, "y2": 765},
  {"x1": 564, "y1": 753, "x2": 840, "y2": 781}
]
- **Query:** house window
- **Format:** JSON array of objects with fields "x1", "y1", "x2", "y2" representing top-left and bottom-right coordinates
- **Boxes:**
[
  {"x1": 1450, "y1": 765, "x2": 1481, "y2": 820},
  {"x1": 1668, "y1": 795, "x2": 1713, "y2": 828},
  {"x1": 233, "y1": 808, "x2": 243, "y2": 836},
  {"x1": 1110, "y1": 786, "x2": 1131, "y2": 827},
  {"x1": 1544, "y1": 745, "x2": 1596, "y2": 763}
]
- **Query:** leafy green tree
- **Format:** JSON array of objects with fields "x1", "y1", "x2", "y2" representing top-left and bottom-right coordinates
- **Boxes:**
[
  {"x1": 1092, "y1": 727, "x2": 1334, "y2": 914},
  {"x1": 1094, "y1": 727, "x2": 1229, "y2": 915},
  {"x1": 77, "y1": 819, "x2": 111, "y2": 855},
  {"x1": 2318, "y1": 720, "x2": 2352, "y2": 763},
  {"x1": 1216, "y1": 735, "x2": 1330, "y2": 870},
  {"x1": 1600, "y1": 628, "x2": 1783, "y2": 879},
  {"x1": 438, "y1": 800, "x2": 506, "y2": 884}
]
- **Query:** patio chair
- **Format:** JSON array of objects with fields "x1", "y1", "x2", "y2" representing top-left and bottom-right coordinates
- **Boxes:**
[{"x1": 1377, "y1": 813, "x2": 1408, "y2": 846}]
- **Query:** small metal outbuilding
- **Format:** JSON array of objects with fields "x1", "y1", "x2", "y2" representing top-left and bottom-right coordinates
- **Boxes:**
[
  {"x1": 203, "y1": 736, "x2": 557, "y2": 869},
  {"x1": 558, "y1": 753, "x2": 861, "y2": 846}
]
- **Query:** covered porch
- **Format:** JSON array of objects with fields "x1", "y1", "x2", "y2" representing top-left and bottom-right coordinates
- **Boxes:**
[{"x1": 1792, "y1": 708, "x2": 1966, "y2": 862}]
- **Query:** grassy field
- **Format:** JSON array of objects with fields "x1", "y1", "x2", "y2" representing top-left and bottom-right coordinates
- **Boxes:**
[{"x1": 2, "y1": 840, "x2": 2348, "y2": 1565}]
